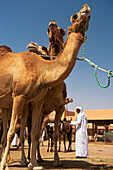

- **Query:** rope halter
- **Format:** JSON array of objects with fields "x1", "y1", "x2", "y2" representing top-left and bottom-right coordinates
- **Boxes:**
[{"x1": 76, "y1": 9, "x2": 113, "y2": 88}]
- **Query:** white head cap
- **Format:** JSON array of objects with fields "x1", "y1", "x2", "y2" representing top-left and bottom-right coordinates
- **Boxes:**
[{"x1": 76, "y1": 106, "x2": 83, "y2": 113}]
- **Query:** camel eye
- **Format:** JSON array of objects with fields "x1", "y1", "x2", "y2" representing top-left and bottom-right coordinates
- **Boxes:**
[{"x1": 73, "y1": 14, "x2": 77, "y2": 20}]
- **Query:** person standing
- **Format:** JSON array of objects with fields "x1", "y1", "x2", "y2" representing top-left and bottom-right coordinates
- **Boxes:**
[{"x1": 70, "y1": 106, "x2": 88, "y2": 158}]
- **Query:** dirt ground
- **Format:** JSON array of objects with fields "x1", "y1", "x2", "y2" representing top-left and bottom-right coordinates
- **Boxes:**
[{"x1": 1, "y1": 141, "x2": 113, "y2": 170}]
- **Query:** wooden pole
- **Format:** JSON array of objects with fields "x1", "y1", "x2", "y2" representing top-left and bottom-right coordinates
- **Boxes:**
[
  {"x1": 92, "y1": 123, "x2": 95, "y2": 142},
  {"x1": 105, "y1": 125, "x2": 107, "y2": 144}
]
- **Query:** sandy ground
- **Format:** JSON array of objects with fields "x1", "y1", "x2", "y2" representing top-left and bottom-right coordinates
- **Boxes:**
[{"x1": 1, "y1": 141, "x2": 113, "y2": 170}]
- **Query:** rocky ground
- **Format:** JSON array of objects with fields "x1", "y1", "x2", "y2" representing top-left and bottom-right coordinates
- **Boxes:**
[{"x1": 1, "y1": 141, "x2": 113, "y2": 170}]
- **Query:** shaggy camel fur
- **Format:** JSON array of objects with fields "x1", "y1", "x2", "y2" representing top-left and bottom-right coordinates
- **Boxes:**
[{"x1": 0, "y1": 4, "x2": 90, "y2": 169}]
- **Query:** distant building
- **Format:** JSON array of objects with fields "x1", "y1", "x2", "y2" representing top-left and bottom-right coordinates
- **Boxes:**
[{"x1": 62, "y1": 109, "x2": 113, "y2": 143}]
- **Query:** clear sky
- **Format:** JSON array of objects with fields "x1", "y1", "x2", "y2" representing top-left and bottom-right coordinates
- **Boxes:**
[{"x1": 0, "y1": 0, "x2": 113, "y2": 111}]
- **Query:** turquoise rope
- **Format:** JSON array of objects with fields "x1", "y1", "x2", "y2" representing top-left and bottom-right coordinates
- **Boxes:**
[
  {"x1": 94, "y1": 65, "x2": 111, "y2": 88},
  {"x1": 77, "y1": 9, "x2": 113, "y2": 88},
  {"x1": 82, "y1": 32, "x2": 113, "y2": 88}
]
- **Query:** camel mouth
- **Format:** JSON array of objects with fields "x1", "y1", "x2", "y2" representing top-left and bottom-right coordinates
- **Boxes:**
[
  {"x1": 27, "y1": 45, "x2": 36, "y2": 49},
  {"x1": 81, "y1": 4, "x2": 91, "y2": 17},
  {"x1": 81, "y1": 10, "x2": 90, "y2": 16}
]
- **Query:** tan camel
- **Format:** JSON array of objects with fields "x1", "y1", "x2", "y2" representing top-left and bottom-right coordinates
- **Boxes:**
[
  {"x1": 41, "y1": 97, "x2": 73, "y2": 134},
  {"x1": 26, "y1": 20, "x2": 67, "y2": 164},
  {"x1": 27, "y1": 20, "x2": 66, "y2": 60},
  {"x1": 27, "y1": 96, "x2": 73, "y2": 161},
  {"x1": 0, "y1": 21, "x2": 66, "y2": 165},
  {"x1": 0, "y1": 4, "x2": 90, "y2": 169},
  {"x1": 47, "y1": 20, "x2": 66, "y2": 58}
]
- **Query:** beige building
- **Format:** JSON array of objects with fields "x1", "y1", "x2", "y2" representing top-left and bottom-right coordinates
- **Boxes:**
[{"x1": 62, "y1": 109, "x2": 113, "y2": 142}]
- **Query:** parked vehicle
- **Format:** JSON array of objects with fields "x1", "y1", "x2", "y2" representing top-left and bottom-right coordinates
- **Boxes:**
[{"x1": 98, "y1": 132, "x2": 113, "y2": 142}]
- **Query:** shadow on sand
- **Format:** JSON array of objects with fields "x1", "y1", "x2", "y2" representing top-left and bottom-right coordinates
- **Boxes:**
[{"x1": 8, "y1": 160, "x2": 113, "y2": 170}]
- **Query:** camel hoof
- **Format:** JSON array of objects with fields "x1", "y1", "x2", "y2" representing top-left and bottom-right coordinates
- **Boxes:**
[
  {"x1": 5, "y1": 166, "x2": 9, "y2": 170},
  {"x1": 28, "y1": 162, "x2": 43, "y2": 170},
  {"x1": 1, "y1": 166, "x2": 9, "y2": 170},
  {"x1": 53, "y1": 161, "x2": 63, "y2": 167},
  {"x1": 28, "y1": 162, "x2": 33, "y2": 170},
  {"x1": 33, "y1": 166, "x2": 44, "y2": 170},
  {"x1": 21, "y1": 161, "x2": 28, "y2": 167},
  {"x1": 38, "y1": 158, "x2": 44, "y2": 162},
  {"x1": 0, "y1": 162, "x2": 9, "y2": 170}
]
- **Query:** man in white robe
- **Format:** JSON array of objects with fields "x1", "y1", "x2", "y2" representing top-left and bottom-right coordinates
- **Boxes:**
[{"x1": 70, "y1": 106, "x2": 88, "y2": 158}]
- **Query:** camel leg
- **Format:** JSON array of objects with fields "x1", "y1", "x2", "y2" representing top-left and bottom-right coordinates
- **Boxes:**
[
  {"x1": 50, "y1": 136, "x2": 53, "y2": 152},
  {"x1": 47, "y1": 138, "x2": 50, "y2": 152},
  {"x1": 68, "y1": 133, "x2": 72, "y2": 151},
  {"x1": 36, "y1": 111, "x2": 44, "y2": 162},
  {"x1": 37, "y1": 116, "x2": 49, "y2": 161},
  {"x1": 58, "y1": 132, "x2": 61, "y2": 152},
  {"x1": 0, "y1": 95, "x2": 26, "y2": 170},
  {"x1": 37, "y1": 139, "x2": 44, "y2": 162},
  {"x1": 0, "y1": 109, "x2": 9, "y2": 161},
  {"x1": 63, "y1": 133, "x2": 66, "y2": 152},
  {"x1": 54, "y1": 106, "x2": 64, "y2": 166},
  {"x1": 28, "y1": 101, "x2": 44, "y2": 169},
  {"x1": 27, "y1": 124, "x2": 31, "y2": 161},
  {"x1": 37, "y1": 116, "x2": 45, "y2": 162},
  {"x1": 20, "y1": 104, "x2": 29, "y2": 166}
]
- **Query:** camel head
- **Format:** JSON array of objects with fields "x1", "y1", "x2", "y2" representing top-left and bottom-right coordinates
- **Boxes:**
[
  {"x1": 47, "y1": 20, "x2": 66, "y2": 43},
  {"x1": 68, "y1": 4, "x2": 90, "y2": 35},
  {"x1": 47, "y1": 20, "x2": 66, "y2": 56},
  {"x1": 48, "y1": 20, "x2": 58, "y2": 35},
  {"x1": 65, "y1": 97, "x2": 73, "y2": 105},
  {"x1": 27, "y1": 42, "x2": 49, "y2": 55}
]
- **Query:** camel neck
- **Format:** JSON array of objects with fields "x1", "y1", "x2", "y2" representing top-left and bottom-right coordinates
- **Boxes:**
[{"x1": 41, "y1": 32, "x2": 84, "y2": 87}]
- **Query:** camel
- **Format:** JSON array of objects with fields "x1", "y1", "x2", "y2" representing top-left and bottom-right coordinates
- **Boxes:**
[
  {"x1": 0, "y1": 4, "x2": 90, "y2": 169},
  {"x1": 41, "y1": 97, "x2": 73, "y2": 135},
  {"x1": 27, "y1": 42, "x2": 50, "y2": 60},
  {"x1": 47, "y1": 20, "x2": 66, "y2": 58},
  {"x1": 40, "y1": 109, "x2": 73, "y2": 153},
  {"x1": 46, "y1": 124, "x2": 54, "y2": 152},
  {"x1": 58, "y1": 118, "x2": 72, "y2": 152},
  {"x1": 0, "y1": 21, "x2": 67, "y2": 165},
  {"x1": 27, "y1": 20, "x2": 66, "y2": 59},
  {"x1": 26, "y1": 20, "x2": 68, "y2": 163}
]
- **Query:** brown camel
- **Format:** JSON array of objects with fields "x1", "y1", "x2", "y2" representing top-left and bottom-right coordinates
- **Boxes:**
[
  {"x1": 27, "y1": 20, "x2": 67, "y2": 163},
  {"x1": 0, "y1": 4, "x2": 90, "y2": 170},
  {"x1": 47, "y1": 20, "x2": 66, "y2": 58},
  {"x1": 0, "y1": 21, "x2": 67, "y2": 165},
  {"x1": 40, "y1": 110, "x2": 73, "y2": 153},
  {"x1": 27, "y1": 20, "x2": 66, "y2": 60},
  {"x1": 41, "y1": 98, "x2": 73, "y2": 134}
]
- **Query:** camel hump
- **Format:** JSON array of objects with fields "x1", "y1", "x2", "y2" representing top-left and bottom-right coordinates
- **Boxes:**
[{"x1": 0, "y1": 45, "x2": 12, "y2": 53}]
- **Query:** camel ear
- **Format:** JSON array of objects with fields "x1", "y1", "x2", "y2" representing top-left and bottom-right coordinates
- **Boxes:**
[
  {"x1": 70, "y1": 13, "x2": 78, "y2": 23},
  {"x1": 47, "y1": 28, "x2": 50, "y2": 35},
  {"x1": 59, "y1": 28, "x2": 66, "y2": 36}
]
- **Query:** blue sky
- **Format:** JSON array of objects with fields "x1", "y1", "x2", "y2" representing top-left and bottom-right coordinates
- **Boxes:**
[{"x1": 0, "y1": 0, "x2": 113, "y2": 111}]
